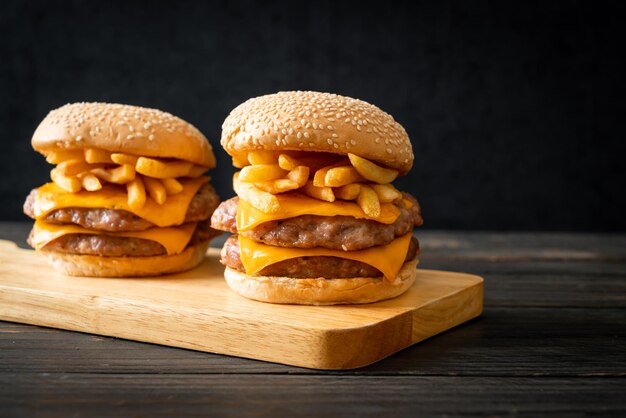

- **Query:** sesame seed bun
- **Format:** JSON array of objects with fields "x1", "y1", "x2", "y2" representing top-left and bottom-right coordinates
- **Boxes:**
[
  {"x1": 32, "y1": 102, "x2": 216, "y2": 167},
  {"x1": 40, "y1": 240, "x2": 210, "y2": 277},
  {"x1": 223, "y1": 259, "x2": 418, "y2": 305},
  {"x1": 221, "y1": 91, "x2": 413, "y2": 174}
]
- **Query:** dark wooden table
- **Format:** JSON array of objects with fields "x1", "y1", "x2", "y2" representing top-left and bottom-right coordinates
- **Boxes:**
[{"x1": 1, "y1": 221, "x2": 625, "y2": 417}]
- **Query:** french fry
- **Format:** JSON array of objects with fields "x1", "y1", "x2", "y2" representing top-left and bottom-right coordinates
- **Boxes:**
[
  {"x1": 111, "y1": 153, "x2": 139, "y2": 166},
  {"x1": 303, "y1": 181, "x2": 335, "y2": 202},
  {"x1": 371, "y1": 184, "x2": 402, "y2": 203},
  {"x1": 127, "y1": 176, "x2": 146, "y2": 210},
  {"x1": 84, "y1": 148, "x2": 113, "y2": 164},
  {"x1": 91, "y1": 164, "x2": 136, "y2": 184},
  {"x1": 135, "y1": 157, "x2": 193, "y2": 179},
  {"x1": 248, "y1": 150, "x2": 276, "y2": 165},
  {"x1": 186, "y1": 165, "x2": 207, "y2": 177},
  {"x1": 254, "y1": 179, "x2": 300, "y2": 194},
  {"x1": 233, "y1": 172, "x2": 280, "y2": 213},
  {"x1": 57, "y1": 160, "x2": 104, "y2": 176},
  {"x1": 278, "y1": 154, "x2": 300, "y2": 171},
  {"x1": 162, "y1": 178, "x2": 183, "y2": 195},
  {"x1": 313, "y1": 159, "x2": 349, "y2": 187},
  {"x1": 51, "y1": 168, "x2": 81, "y2": 193},
  {"x1": 357, "y1": 184, "x2": 381, "y2": 217},
  {"x1": 45, "y1": 150, "x2": 84, "y2": 164},
  {"x1": 348, "y1": 153, "x2": 398, "y2": 184},
  {"x1": 334, "y1": 183, "x2": 361, "y2": 200},
  {"x1": 239, "y1": 164, "x2": 287, "y2": 183},
  {"x1": 324, "y1": 166, "x2": 365, "y2": 187},
  {"x1": 232, "y1": 154, "x2": 250, "y2": 168},
  {"x1": 144, "y1": 177, "x2": 167, "y2": 205},
  {"x1": 287, "y1": 166, "x2": 309, "y2": 187},
  {"x1": 80, "y1": 174, "x2": 102, "y2": 191}
]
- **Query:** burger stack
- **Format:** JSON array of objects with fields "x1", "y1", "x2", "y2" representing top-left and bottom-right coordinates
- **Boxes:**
[
  {"x1": 211, "y1": 91, "x2": 423, "y2": 305},
  {"x1": 24, "y1": 102, "x2": 220, "y2": 277}
]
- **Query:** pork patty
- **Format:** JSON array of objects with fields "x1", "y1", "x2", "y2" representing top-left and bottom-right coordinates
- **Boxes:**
[
  {"x1": 23, "y1": 183, "x2": 220, "y2": 232},
  {"x1": 31, "y1": 222, "x2": 220, "y2": 257},
  {"x1": 221, "y1": 234, "x2": 419, "y2": 278},
  {"x1": 211, "y1": 194, "x2": 422, "y2": 251}
]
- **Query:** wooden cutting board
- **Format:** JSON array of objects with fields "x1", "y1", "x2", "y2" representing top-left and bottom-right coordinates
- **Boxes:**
[{"x1": 0, "y1": 239, "x2": 483, "y2": 369}]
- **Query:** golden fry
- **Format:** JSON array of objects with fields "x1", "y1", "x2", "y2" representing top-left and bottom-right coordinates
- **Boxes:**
[
  {"x1": 127, "y1": 176, "x2": 146, "y2": 210},
  {"x1": 324, "y1": 166, "x2": 365, "y2": 187},
  {"x1": 287, "y1": 166, "x2": 309, "y2": 187},
  {"x1": 232, "y1": 154, "x2": 250, "y2": 168},
  {"x1": 91, "y1": 164, "x2": 135, "y2": 184},
  {"x1": 303, "y1": 181, "x2": 335, "y2": 202},
  {"x1": 186, "y1": 165, "x2": 207, "y2": 178},
  {"x1": 57, "y1": 160, "x2": 104, "y2": 176},
  {"x1": 248, "y1": 150, "x2": 277, "y2": 165},
  {"x1": 312, "y1": 159, "x2": 349, "y2": 187},
  {"x1": 162, "y1": 178, "x2": 183, "y2": 194},
  {"x1": 334, "y1": 183, "x2": 361, "y2": 200},
  {"x1": 233, "y1": 172, "x2": 280, "y2": 213},
  {"x1": 278, "y1": 154, "x2": 300, "y2": 171},
  {"x1": 135, "y1": 157, "x2": 193, "y2": 179},
  {"x1": 111, "y1": 153, "x2": 139, "y2": 165},
  {"x1": 51, "y1": 168, "x2": 81, "y2": 193},
  {"x1": 357, "y1": 184, "x2": 381, "y2": 217},
  {"x1": 80, "y1": 174, "x2": 102, "y2": 191},
  {"x1": 254, "y1": 178, "x2": 300, "y2": 194},
  {"x1": 371, "y1": 184, "x2": 402, "y2": 203},
  {"x1": 84, "y1": 148, "x2": 112, "y2": 164},
  {"x1": 144, "y1": 177, "x2": 167, "y2": 205},
  {"x1": 45, "y1": 150, "x2": 84, "y2": 164},
  {"x1": 239, "y1": 164, "x2": 287, "y2": 183},
  {"x1": 348, "y1": 153, "x2": 398, "y2": 184}
]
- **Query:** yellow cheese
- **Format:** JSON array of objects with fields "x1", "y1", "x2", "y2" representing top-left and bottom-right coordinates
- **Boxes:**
[
  {"x1": 237, "y1": 233, "x2": 413, "y2": 281},
  {"x1": 31, "y1": 220, "x2": 197, "y2": 256},
  {"x1": 32, "y1": 177, "x2": 208, "y2": 227},
  {"x1": 236, "y1": 193, "x2": 401, "y2": 232}
]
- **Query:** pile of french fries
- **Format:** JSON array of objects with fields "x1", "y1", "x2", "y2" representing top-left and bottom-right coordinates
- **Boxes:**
[
  {"x1": 234, "y1": 151, "x2": 403, "y2": 216},
  {"x1": 46, "y1": 148, "x2": 207, "y2": 210}
]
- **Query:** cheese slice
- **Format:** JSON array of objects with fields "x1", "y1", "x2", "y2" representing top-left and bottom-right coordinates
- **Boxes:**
[
  {"x1": 236, "y1": 193, "x2": 401, "y2": 232},
  {"x1": 237, "y1": 233, "x2": 413, "y2": 281},
  {"x1": 31, "y1": 177, "x2": 208, "y2": 227},
  {"x1": 31, "y1": 220, "x2": 197, "y2": 255}
]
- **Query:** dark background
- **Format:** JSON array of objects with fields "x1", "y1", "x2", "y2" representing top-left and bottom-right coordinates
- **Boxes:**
[{"x1": 1, "y1": 0, "x2": 624, "y2": 231}]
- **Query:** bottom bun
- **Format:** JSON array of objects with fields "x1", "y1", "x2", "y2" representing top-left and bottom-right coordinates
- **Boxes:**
[
  {"x1": 224, "y1": 259, "x2": 419, "y2": 305},
  {"x1": 40, "y1": 241, "x2": 210, "y2": 277}
]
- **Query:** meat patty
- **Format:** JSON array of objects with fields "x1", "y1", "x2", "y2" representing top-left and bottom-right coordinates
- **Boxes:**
[
  {"x1": 31, "y1": 222, "x2": 220, "y2": 257},
  {"x1": 221, "y1": 234, "x2": 420, "y2": 278},
  {"x1": 23, "y1": 182, "x2": 220, "y2": 232},
  {"x1": 211, "y1": 194, "x2": 423, "y2": 250}
]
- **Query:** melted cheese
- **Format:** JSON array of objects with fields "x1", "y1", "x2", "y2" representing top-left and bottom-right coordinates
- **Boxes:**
[
  {"x1": 236, "y1": 193, "x2": 401, "y2": 232},
  {"x1": 237, "y1": 233, "x2": 412, "y2": 281},
  {"x1": 31, "y1": 220, "x2": 197, "y2": 256},
  {"x1": 31, "y1": 177, "x2": 208, "y2": 227}
]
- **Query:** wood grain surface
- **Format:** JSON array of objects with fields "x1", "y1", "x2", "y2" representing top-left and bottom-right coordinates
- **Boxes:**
[
  {"x1": 1, "y1": 222, "x2": 625, "y2": 417},
  {"x1": 0, "y1": 236, "x2": 482, "y2": 370}
]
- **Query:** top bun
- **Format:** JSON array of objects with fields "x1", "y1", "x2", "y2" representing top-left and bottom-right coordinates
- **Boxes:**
[
  {"x1": 32, "y1": 103, "x2": 216, "y2": 167},
  {"x1": 221, "y1": 91, "x2": 413, "y2": 174}
]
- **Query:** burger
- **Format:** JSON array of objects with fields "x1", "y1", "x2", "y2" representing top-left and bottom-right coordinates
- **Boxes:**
[
  {"x1": 211, "y1": 91, "x2": 423, "y2": 305},
  {"x1": 23, "y1": 102, "x2": 220, "y2": 277}
]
